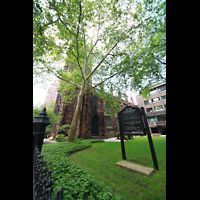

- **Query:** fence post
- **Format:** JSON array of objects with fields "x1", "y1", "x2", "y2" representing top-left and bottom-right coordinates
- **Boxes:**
[{"x1": 33, "y1": 107, "x2": 51, "y2": 153}]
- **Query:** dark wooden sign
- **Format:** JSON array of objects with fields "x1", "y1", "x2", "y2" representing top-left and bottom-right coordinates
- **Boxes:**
[
  {"x1": 119, "y1": 106, "x2": 145, "y2": 136},
  {"x1": 118, "y1": 106, "x2": 159, "y2": 170}
]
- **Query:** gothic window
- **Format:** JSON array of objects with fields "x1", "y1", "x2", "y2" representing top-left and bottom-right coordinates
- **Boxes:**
[{"x1": 106, "y1": 116, "x2": 111, "y2": 127}]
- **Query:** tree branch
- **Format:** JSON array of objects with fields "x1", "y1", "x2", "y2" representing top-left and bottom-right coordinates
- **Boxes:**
[
  {"x1": 41, "y1": 18, "x2": 59, "y2": 28},
  {"x1": 52, "y1": 0, "x2": 76, "y2": 37},
  {"x1": 108, "y1": 52, "x2": 131, "y2": 57},
  {"x1": 54, "y1": 73, "x2": 81, "y2": 88},
  {"x1": 44, "y1": 64, "x2": 81, "y2": 88},
  {"x1": 155, "y1": 58, "x2": 166, "y2": 65},
  {"x1": 75, "y1": 0, "x2": 84, "y2": 79},
  {"x1": 86, "y1": 39, "x2": 120, "y2": 81},
  {"x1": 59, "y1": 17, "x2": 76, "y2": 36},
  {"x1": 87, "y1": 65, "x2": 135, "y2": 91}
]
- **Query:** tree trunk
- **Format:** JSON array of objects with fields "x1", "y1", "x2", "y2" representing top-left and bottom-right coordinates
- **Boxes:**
[{"x1": 66, "y1": 82, "x2": 85, "y2": 142}]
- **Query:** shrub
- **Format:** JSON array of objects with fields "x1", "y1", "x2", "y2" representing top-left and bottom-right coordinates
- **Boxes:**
[
  {"x1": 116, "y1": 132, "x2": 126, "y2": 140},
  {"x1": 54, "y1": 134, "x2": 67, "y2": 142},
  {"x1": 124, "y1": 135, "x2": 129, "y2": 140},
  {"x1": 41, "y1": 140, "x2": 123, "y2": 199},
  {"x1": 87, "y1": 139, "x2": 105, "y2": 143},
  {"x1": 57, "y1": 124, "x2": 70, "y2": 135}
]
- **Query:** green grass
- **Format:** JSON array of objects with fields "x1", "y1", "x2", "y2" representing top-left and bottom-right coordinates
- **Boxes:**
[
  {"x1": 41, "y1": 139, "x2": 123, "y2": 199},
  {"x1": 70, "y1": 137, "x2": 166, "y2": 200}
]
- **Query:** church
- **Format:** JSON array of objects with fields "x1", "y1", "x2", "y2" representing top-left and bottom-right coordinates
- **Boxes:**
[{"x1": 52, "y1": 88, "x2": 139, "y2": 139}]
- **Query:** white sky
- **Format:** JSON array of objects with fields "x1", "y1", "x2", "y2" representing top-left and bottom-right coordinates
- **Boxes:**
[
  {"x1": 33, "y1": 77, "x2": 138, "y2": 107},
  {"x1": 33, "y1": 81, "x2": 52, "y2": 107}
]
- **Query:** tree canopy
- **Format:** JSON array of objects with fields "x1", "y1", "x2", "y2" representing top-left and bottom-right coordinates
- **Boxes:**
[
  {"x1": 33, "y1": 0, "x2": 165, "y2": 96},
  {"x1": 33, "y1": 0, "x2": 166, "y2": 141}
]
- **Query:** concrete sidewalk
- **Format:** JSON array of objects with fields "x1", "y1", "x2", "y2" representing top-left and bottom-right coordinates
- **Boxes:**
[
  {"x1": 102, "y1": 137, "x2": 128, "y2": 142},
  {"x1": 43, "y1": 139, "x2": 57, "y2": 144}
]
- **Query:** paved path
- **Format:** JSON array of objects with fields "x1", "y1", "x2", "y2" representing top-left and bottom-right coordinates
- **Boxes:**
[
  {"x1": 43, "y1": 139, "x2": 57, "y2": 144},
  {"x1": 102, "y1": 137, "x2": 128, "y2": 142}
]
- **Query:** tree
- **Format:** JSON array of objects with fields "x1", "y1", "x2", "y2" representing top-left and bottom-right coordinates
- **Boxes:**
[
  {"x1": 33, "y1": 100, "x2": 62, "y2": 134},
  {"x1": 46, "y1": 100, "x2": 63, "y2": 133},
  {"x1": 33, "y1": 0, "x2": 166, "y2": 142}
]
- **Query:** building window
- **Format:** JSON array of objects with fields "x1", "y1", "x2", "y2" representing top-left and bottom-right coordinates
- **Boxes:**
[
  {"x1": 144, "y1": 100, "x2": 151, "y2": 105},
  {"x1": 159, "y1": 86, "x2": 166, "y2": 92},
  {"x1": 154, "y1": 106, "x2": 164, "y2": 112},
  {"x1": 148, "y1": 116, "x2": 157, "y2": 123},
  {"x1": 152, "y1": 97, "x2": 160, "y2": 103},
  {"x1": 162, "y1": 95, "x2": 166, "y2": 101},
  {"x1": 146, "y1": 108, "x2": 153, "y2": 113},
  {"x1": 106, "y1": 116, "x2": 111, "y2": 127},
  {"x1": 150, "y1": 90, "x2": 157, "y2": 95}
]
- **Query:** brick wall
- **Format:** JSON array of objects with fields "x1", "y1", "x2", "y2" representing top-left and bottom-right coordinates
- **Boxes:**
[{"x1": 53, "y1": 89, "x2": 137, "y2": 139}]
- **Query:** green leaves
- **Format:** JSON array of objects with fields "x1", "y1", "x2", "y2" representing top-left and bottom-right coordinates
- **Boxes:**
[
  {"x1": 34, "y1": 0, "x2": 166, "y2": 104},
  {"x1": 41, "y1": 140, "x2": 123, "y2": 199}
]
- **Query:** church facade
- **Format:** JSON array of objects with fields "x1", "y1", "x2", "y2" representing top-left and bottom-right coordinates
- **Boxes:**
[{"x1": 52, "y1": 89, "x2": 139, "y2": 139}]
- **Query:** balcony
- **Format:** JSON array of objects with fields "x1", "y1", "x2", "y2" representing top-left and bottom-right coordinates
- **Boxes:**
[
  {"x1": 149, "y1": 121, "x2": 166, "y2": 127},
  {"x1": 146, "y1": 110, "x2": 166, "y2": 117}
]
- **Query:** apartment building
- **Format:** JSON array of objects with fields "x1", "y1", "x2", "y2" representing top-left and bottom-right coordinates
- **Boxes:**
[
  {"x1": 136, "y1": 82, "x2": 166, "y2": 135},
  {"x1": 44, "y1": 83, "x2": 58, "y2": 105}
]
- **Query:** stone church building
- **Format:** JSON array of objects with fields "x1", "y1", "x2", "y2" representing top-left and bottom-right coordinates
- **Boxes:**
[{"x1": 52, "y1": 88, "x2": 139, "y2": 139}]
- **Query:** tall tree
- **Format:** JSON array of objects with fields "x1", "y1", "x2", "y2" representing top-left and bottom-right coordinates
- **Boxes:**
[
  {"x1": 33, "y1": 101, "x2": 62, "y2": 134},
  {"x1": 33, "y1": 0, "x2": 166, "y2": 142}
]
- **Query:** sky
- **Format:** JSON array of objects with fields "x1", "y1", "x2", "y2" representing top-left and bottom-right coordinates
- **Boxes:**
[
  {"x1": 33, "y1": 76, "x2": 139, "y2": 107},
  {"x1": 33, "y1": 81, "x2": 52, "y2": 107}
]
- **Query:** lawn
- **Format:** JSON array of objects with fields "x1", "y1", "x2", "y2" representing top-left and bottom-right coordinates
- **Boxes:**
[
  {"x1": 70, "y1": 137, "x2": 166, "y2": 200},
  {"x1": 41, "y1": 139, "x2": 123, "y2": 199}
]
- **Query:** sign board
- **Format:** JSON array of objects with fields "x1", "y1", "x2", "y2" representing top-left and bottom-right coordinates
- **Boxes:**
[
  {"x1": 118, "y1": 106, "x2": 145, "y2": 136},
  {"x1": 117, "y1": 106, "x2": 159, "y2": 170}
]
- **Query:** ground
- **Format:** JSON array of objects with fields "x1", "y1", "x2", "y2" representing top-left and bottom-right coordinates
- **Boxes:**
[
  {"x1": 42, "y1": 136, "x2": 166, "y2": 200},
  {"x1": 70, "y1": 137, "x2": 166, "y2": 200}
]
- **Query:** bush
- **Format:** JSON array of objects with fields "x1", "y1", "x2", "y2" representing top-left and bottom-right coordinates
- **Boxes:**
[
  {"x1": 41, "y1": 140, "x2": 123, "y2": 199},
  {"x1": 87, "y1": 139, "x2": 105, "y2": 143},
  {"x1": 124, "y1": 135, "x2": 129, "y2": 140},
  {"x1": 57, "y1": 124, "x2": 70, "y2": 135},
  {"x1": 54, "y1": 134, "x2": 67, "y2": 142}
]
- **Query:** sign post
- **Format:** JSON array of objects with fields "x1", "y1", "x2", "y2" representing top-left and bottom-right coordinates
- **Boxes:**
[
  {"x1": 141, "y1": 107, "x2": 159, "y2": 170},
  {"x1": 118, "y1": 111, "x2": 127, "y2": 160},
  {"x1": 118, "y1": 106, "x2": 159, "y2": 170}
]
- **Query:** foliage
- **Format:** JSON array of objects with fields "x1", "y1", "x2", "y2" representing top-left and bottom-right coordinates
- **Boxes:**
[
  {"x1": 41, "y1": 139, "x2": 123, "y2": 199},
  {"x1": 46, "y1": 100, "x2": 63, "y2": 133},
  {"x1": 128, "y1": 0, "x2": 166, "y2": 96},
  {"x1": 33, "y1": 103, "x2": 45, "y2": 119},
  {"x1": 33, "y1": 0, "x2": 166, "y2": 141},
  {"x1": 33, "y1": 100, "x2": 62, "y2": 133},
  {"x1": 86, "y1": 139, "x2": 105, "y2": 143},
  {"x1": 116, "y1": 132, "x2": 133, "y2": 140},
  {"x1": 54, "y1": 134, "x2": 67, "y2": 142},
  {"x1": 124, "y1": 135, "x2": 129, "y2": 140},
  {"x1": 57, "y1": 124, "x2": 70, "y2": 135},
  {"x1": 33, "y1": 0, "x2": 166, "y2": 96},
  {"x1": 70, "y1": 137, "x2": 166, "y2": 200}
]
